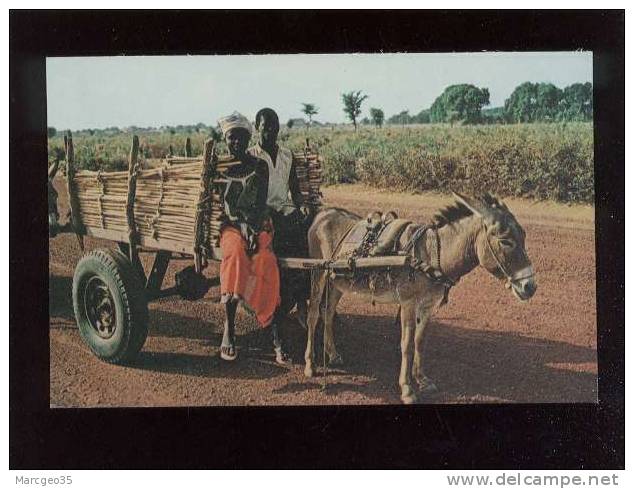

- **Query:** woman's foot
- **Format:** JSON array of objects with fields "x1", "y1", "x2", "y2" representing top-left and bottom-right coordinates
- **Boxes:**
[
  {"x1": 220, "y1": 321, "x2": 237, "y2": 361},
  {"x1": 274, "y1": 346, "x2": 292, "y2": 365},
  {"x1": 220, "y1": 343, "x2": 237, "y2": 361}
]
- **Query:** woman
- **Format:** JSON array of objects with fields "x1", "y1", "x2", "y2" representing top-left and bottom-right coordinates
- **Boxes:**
[{"x1": 217, "y1": 112, "x2": 290, "y2": 364}]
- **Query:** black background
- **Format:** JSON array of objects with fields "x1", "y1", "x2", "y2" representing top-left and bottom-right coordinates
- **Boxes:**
[{"x1": 10, "y1": 10, "x2": 624, "y2": 469}]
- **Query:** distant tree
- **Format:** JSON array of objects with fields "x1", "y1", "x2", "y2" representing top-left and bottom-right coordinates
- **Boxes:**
[
  {"x1": 430, "y1": 84, "x2": 490, "y2": 124},
  {"x1": 47, "y1": 127, "x2": 57, "y2": 138},
  {"x1": 342, "y1": 90, "x2": 368, "y2": 131},
  {"x1": 370, "y1": 108, "x2": 385, "y2": 127},
  {"x1": 286, "y1": 119, "x2": 294, "y2": 129},
  {"x1": 301, "y1": 103, "x2": 319, "y2": 130},
  {"x1": 209, "y1": 126, "x2": 222, "y2": 143},
  {"x1": 414, "y1": 109, "x2": 430, "y2": 124},
  {"x1": 387, "y1": 110, "x2": 412, "y2": 126},
  {"x1": 482, "y1": 107, "x2": 506, "y2": 124},
  {"x1": 361, "y1": 117, "x2": 370, "y2": 125},
  {"x1": 505, "y1": 82, "x2": 567, "y2": 123},
  {"x1": 559, "y1": 82, "x2": 593, "y2": 121}
]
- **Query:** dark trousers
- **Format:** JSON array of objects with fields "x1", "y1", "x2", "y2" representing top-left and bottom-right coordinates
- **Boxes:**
[{"x1": 271, "y1": 208, "x2": 310, "y2": 312}]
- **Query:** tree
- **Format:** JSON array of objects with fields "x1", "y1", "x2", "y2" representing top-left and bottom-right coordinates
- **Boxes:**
[
  {"x1": 559, "y1": 82, "x2": 593, "y2": 121},
  {"x1": 369, "y1": 108, "x2": 385, "y2": 128},
  {"x1": 504, "y1": 82, "x2": 565, "y2": 123},
  {"x1": 286, "y1": 119, "x2": 294, "y2": 129},
  {"x1": 301, "y1": 103, "x2": 319, "y2": 130},
  {"x1": 342, "y1": 90, "x2": 368, "y2": 131},
  {"x1": 414, "y1": 109, "x2": 430, "y2": 124},
  {"x1": 47, "y1": 127, "x2": 57, "y2": 138},
  {"x1": 209, "y1": 126, "x2": 222, "y2": 143},
  {"x1": 430, "y1": 84, "x2": 490, "y2": 124},
  {"x1": 387, "y1": 110, "x2": 413, "y2": 125}
]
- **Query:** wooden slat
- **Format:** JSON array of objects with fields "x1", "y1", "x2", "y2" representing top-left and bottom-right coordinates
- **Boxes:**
[
  {"x1": 277, "y1": 255, "x2": 410, "y2": 270},
  {"x1": 193, "y1": 139, "x2": 215, "y2": 273},
  {"x1": 84, "y1": 226, "x2": 194, "y2": 255}
]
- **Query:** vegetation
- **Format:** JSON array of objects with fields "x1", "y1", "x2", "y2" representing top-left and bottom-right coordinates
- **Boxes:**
[
  {"x1": 341, "y1": 91, "x2": 368, "y2": 131},
  {"x1": 370, "y1": 108, "x2": 385, "y2": 128},
  {"x1": 301, "y1": 103, "x2": 319, "y2": 130},
  {"x1": 387, "y1": 82, "x2": 592, "y2": 126},
  {"x1": 429, "y1": 84, "x2": 490, "y2": 124},
  {"x1": 49, "y1": 122, "x2": 594, "y2": 204}
]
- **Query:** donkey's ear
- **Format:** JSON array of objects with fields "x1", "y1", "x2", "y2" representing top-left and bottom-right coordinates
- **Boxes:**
[
  {"x1": 452, "y1": 191, "x2": 490, "y2": 218},
  {"x1": 48, "y1": 159, "x2": 60, "y2": 182}
]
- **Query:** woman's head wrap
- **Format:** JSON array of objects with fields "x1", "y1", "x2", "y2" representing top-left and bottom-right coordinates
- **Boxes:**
[{"x1": 217, "y1": 111, "x2": 253, "y2": 137}]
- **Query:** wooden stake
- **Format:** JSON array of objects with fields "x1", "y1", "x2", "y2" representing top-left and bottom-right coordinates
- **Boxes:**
[
  {"x1": 64, "y1": 131, "x2": 84, "y2": 250},
  {"x1": 126, "y1": 135, "x2": 140, "y2": 263}
]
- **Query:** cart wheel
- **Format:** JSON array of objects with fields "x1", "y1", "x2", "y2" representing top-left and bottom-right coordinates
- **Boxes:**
[{"x1": 72, "y1": 248, "x2": 148, "y2": 364}]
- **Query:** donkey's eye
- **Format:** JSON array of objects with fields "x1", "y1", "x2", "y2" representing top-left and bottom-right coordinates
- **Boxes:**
[{"x1": 499, "y1": 238, "x2": 515, "y2": 249}]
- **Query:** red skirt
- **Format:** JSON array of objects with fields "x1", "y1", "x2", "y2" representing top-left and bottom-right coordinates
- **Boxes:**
[{"x1": 219, "y1": 225, "x2": 281, "y2": 327}]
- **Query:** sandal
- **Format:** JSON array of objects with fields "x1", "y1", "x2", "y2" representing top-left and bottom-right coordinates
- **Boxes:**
[
  {"x1": 220, "y1": 343, "x2": 238, "y2": 361},
  {"x1": 274, "y1": 346, "x2": 292, "y2": 365}
]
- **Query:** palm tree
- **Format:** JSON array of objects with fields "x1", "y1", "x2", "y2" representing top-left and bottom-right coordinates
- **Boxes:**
[{"x1": 301, "y1": 103, "x2": 319, "y2": 130}]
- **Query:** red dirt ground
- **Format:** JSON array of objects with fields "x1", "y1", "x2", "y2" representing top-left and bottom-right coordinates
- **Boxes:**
[{"x1": 49, "y1": 180, "x2": 597, "y2": 406}]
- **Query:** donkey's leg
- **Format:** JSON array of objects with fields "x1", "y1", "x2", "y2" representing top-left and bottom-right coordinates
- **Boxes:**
[
  {"x1": 323, "y1": 287, "x2": 343, "y2": 366},
  {"x1": 398, "y1": 302, "x2": 417, "y2": 404},
  {"x1": 413, "y1": 301, "x2": 437, "y2": 395},
  {"x1": 304, "y1": 271, "x2": 326, "y2": 378}
]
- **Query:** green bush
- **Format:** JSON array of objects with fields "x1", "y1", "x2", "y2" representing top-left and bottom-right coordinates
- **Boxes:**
[{"x1": 48, "y1": 123, "x2": 594, "y2": 203}]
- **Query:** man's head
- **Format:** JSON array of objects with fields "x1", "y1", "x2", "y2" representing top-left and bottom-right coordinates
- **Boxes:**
[
  {"x1": 255, "y1": 108, "x2": 280, "y2": 147},
  {"x1": 218, "y1": 112, "x2": 253, "y2": 158}
]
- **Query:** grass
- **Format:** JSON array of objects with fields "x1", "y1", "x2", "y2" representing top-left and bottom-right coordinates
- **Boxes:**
[{"x1": 48, "y1": 122, "x2": 594, "y2": 204}]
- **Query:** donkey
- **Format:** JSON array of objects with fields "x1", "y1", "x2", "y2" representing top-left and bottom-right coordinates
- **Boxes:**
[{"x1": 304, "y1": 192, "x2": 536, "y2": 404}]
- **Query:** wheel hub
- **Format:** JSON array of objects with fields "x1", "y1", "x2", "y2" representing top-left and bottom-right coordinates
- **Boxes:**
[{"x1": 84, "y1": 276, "x2": 117, "y2": 339}]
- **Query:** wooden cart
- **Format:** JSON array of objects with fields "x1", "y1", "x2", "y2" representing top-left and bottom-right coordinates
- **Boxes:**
[{"x1": 55, "y1": 132, "x2": 408, "y2": 365}]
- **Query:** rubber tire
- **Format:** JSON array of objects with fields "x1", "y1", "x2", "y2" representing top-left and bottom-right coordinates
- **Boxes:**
[{"x1": 72, "y1": 248, "x2": 148, "y2": 364}]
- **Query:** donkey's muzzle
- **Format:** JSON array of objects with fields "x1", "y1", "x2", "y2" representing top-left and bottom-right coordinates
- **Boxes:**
[{"x1": 511, "y1": 275, "x2": 536, "y2": 302}]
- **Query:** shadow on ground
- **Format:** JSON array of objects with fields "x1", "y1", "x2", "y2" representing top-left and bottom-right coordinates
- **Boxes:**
[{"x1": 50, "y1": 271, "x2": 597, "y2": 403}]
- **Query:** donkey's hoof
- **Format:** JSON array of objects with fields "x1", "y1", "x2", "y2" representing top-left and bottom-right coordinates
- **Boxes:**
[
  {"x1": 400, "y1": 385, "x2": 417, "y2": 404},
  {"x1": 304, "y1": 365, "x2": 314, "y2": 378},
  {"x1": 401, "y1": 393, "x2": 418, "y2": 405},
  {"x1": 328, "y1": 353, "x2": 344, "y2": 366}
]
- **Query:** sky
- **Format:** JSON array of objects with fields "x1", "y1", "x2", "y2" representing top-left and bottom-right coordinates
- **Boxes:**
[{"x1": 46, "y1": 52, "x2": 592, "y2": 130}]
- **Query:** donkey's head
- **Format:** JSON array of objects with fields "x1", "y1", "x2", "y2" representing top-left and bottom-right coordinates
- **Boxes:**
[
  {"x1": 453, "y1": 192, "x2": 536, "y2": 301},
  {"x1": 48, "y1": 160, "x2": 61, "y2": 237}
]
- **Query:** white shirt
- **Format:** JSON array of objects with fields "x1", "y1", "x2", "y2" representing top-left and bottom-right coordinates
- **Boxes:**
[{"x1": 248, "y1": 143, "x2": 296, "y2": 215}]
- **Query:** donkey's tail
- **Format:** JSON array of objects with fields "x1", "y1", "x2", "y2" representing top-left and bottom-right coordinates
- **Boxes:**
[{"x1": 393, "y1": 306, "x2": 402, "y2": 329}]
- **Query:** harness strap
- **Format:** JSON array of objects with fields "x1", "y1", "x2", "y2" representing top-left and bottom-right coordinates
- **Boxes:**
[
  {"x1": 404, "y1": 224, "x2": 457, "y2": 304},
  {"x1": 483, "y1": 228, "x2": 534, "y2": 284}
]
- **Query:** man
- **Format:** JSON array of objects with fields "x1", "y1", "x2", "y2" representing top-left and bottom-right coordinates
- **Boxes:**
[{"x1": 248, "y1": 108, "x2": 310, "y2": 326}]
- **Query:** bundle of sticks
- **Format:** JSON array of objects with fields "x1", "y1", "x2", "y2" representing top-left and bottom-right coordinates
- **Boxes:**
[
  {"x1": 292, "y1": 149, "x2": 323, "y2": 207},
  {"x1": 73, "y1": 147, "x2": 323, "y2": 252},
  {"x1": 74, "y1": 162, "x2": 203, "y2": 251}
]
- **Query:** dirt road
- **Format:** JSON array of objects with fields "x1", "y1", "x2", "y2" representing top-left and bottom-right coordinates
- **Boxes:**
[{"x1": 49, "y1": 181, "x2": 597, "y2": 406}]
